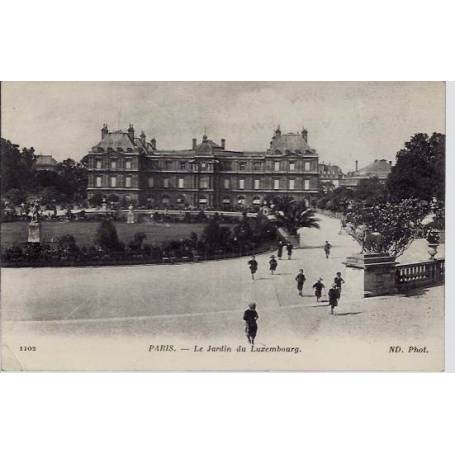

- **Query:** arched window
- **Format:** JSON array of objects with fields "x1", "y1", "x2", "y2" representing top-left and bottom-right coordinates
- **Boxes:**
[{"x1": 253, "y1": 196, "x2": 261, "y2": 205}]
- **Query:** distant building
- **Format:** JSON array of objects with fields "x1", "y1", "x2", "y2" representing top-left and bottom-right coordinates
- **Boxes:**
[
  {"x1": 318, "y1": 163, "x2": 344, "y2": 188},
  {"x1": 35, "y1": 155, "x2": 58, "y2": 172},
  {"x1": 340, "y1": 159, "x2": 393, "y2": 189},
  {"x1": 84, "y1": 124, "x2": 320, "y2": 209}
]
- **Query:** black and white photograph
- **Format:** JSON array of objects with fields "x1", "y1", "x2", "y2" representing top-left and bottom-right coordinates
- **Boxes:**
[{"x1": 0, "y1": 81, "x2": 446, "y2": 370}]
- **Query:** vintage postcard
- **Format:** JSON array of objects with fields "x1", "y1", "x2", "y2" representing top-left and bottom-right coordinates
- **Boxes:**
[{"x1": 0, "y1": 81, "x2": 445, "y2": 371}]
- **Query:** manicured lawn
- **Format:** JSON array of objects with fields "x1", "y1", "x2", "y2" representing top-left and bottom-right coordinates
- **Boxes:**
[{"x1": 1, "y1": 221, "x2": 214, "y2": 249}]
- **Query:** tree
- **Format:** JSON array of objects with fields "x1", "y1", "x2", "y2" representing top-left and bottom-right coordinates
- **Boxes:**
[
  {"x1": 89, "y1": 193, "x2": 104, "y2": 207},
  {"x1": 356, "y1": 177, "x2": 388, "y2": 205},
  {"x1": 386, "y1": 132, "x2": 445, "y2": 202},
  {"x1": 344, "y1": 199, "x2": 430, "y2": 257},
  {"x1": 4, "y1": 188, "x2": 26, "y2": 205},
  {"x1": 95, "y1": 219, "x2": 122, "y2": 252},
  {"x1": 1, "y1": 138, "x2": 36, "y2": 194},
  {"x1": 56, "y1": 158, "x2": 88, "y2": 202},
  {"x1": 270, "y1": 196, "x2": 320, "y2": 235},
  {"x1": 201, "y1": 219, "x2": 232, "y2": 253}
]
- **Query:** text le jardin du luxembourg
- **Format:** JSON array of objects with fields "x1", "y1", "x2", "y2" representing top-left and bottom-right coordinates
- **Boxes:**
[{"x1": 148, "y1": 344, "x2": 302, "y2": 354}]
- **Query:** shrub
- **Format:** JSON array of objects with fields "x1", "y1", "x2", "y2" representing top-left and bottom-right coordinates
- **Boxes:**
[{"x1": 95, "y1": 219, "x2": 122, "y2": 252}]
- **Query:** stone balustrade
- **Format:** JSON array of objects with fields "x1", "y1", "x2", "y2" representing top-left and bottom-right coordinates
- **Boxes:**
[{"x1": 396, "y1": 259, "x2": 445, "y2": 291}]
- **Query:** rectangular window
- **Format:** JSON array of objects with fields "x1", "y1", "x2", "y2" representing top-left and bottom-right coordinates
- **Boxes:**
[
  {"x1": 224, "y1": 178, "x2": 230, "y2": 189},
  {"x1": 289, "y1": 179, "x2": 295, "y2": 190},
  {"x1": 239, "y1": 179, "x2": 245, "y2": 190},
  {"x1": 274, "y1": 161, "x2": 280, "y2": 171},
  {"x1": 180, "y1": 161, "x2": 186, "y2": 170},
  {"x1": 125, "y1": 176, "x2": 132, "y2": 188},
  {"x1": 111, "y1": 160, "x2": 117, "y2": 169},
  {"x1": 95, "y1": 176, "x2": 102, "y2": 187},
  {"x1": 166, "y1": 160, "x2": 172, "y2": 170},
  {"x1": 289, "y1": 162, "x2": 295, "y2": 171},
  {"x1": 223, "y1": 161, "x2": 232, "y2": 171},
  {"x1": 125, "y1": 160, "x2": 132, "y2": 169},
  {"x1": 148, "y1": 177, "x2": 154, "y2": 188},
  {"x1": 274, "y1": 179, "x2": 280, "y2": 190},
  {"x1": 253, "y1": 161, "x2": 262, "y2": 171},
  {"x1": 96, "y1": 160, "x2": 102, "y2": 169},
  {"x1": 178, "y1": 178, "x2": 184, "y2": 189},
  {"x1": 110, "y1": 176, "x2": 117, "y2": 187},
  {"x1": 163, "y1": 178, "x2": 169, "y2": 188},
  {"x1": 304, "y1": 161, "x2": 311, "y2": 171},
  {"x1": 254, "y1": 179, "x2": 260, "y2": 190},
  {"x1": 200, "y1": 176, "x2": 209, "y2": 189},
  {"x1": 304, "y1": 179, "x2": 310, "y2": 190},
  {"x1": 239, "y1": 162, "x2": 246, "y2": 170}
]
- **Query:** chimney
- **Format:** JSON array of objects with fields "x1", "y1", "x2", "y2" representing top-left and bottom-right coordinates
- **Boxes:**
[
  {"x1": 221, "y1": 138, "x2": 226, "y2": 150},
  {"x1": 101, "y1": 123, "x2": 108, "y2": 139},
  {"x1": 127, "y1": 124, "x2": 135, "y2": 142},
  {"x1": 140, "y1": 130, "x2": 146, "y2": 143},
  {"x1": 355, "y1": 160, "x2": 358, "y2": 172},
  {"x1": 301, "y1": 127, "x2": 308, "y2": 142},
  {"x1": 192, "y1": 138, "x2": 197, "y2": 150},
  {"x1": 388, "y1": 161, "x2": 392, "y2": 165},
  {"x1": 151, "y1": 138, "x2": 156, "y2": 150}
]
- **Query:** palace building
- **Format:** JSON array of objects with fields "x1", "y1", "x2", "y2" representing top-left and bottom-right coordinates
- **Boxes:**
[{"x1": 85, "y1": 124, "x2": 320, "y2": 209}]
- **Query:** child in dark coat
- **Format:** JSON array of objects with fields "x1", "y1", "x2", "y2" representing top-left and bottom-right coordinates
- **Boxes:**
[
  {"x1": 269, "y1": 255, "x2": 278, "y2": 275},
  {"x1": 328, "y1": 284, "x2": 339, "y2": 315}
]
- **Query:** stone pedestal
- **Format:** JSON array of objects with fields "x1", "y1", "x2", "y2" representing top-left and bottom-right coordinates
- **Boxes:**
[
  {"x1": 344, "y1": 253, "x2": 398, "y2": 298},
  {"x1": 28, "y1": 221, "x2": 41, "y2": 243}
]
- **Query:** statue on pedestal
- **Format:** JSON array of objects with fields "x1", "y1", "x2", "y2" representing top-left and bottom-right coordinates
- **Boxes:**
[
  {"x1": 28, "y1": 201, "x2": 41, "y2": 243},
  {"x1": 127, "y1": 204, "x2": 135, "y2": 224},
  {"x1": 101, "y1": 197, "x2": 108, "y2": 212}
]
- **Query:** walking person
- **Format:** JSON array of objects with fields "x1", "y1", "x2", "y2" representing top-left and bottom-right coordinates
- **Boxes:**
[
  {"x1": 243, "y1": 303, "x2": 259, "y2": 345},
  {"x1": 269, "y1": 255, "x2": 278, "y2": 275},
  {"x1": 286, "y1": 242, "x2": 293, "y2": 260},
  {"x1": 328, "y1": 284, "x2": 339, "y2": 315},
  {"x1": 312, "y1": 278, "x2": 325, "y2": 303},
  {"x1": 295, "y1": 269, "x2": 306, "y2": 297},
  {"x1": 277, "y1": 241, "x2": 284, "y2": 260},
  {"x1": 248, "y1": 255, "x2": 258, "y2": 280},
  {"x1": 334, "y1": 271, "x2": 345, "y2": 298},
  {"x1": 324, "y1": 241, "x2": 332, "y2": 259}
]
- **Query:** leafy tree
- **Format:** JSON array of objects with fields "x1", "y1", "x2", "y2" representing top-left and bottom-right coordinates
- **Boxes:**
[
  {"x1": 56, "y1": 158, "x2": 88, "y2": 202},
  {"x1": 270, "y1": 196, "x2": 320, "y2": 235},
  {"x1": 356, "y1": 177, "x2": 388, "y2": 205},
  {"x1": 1, "y1": 138, "x2": 36, "y2": 193},
  {"x1": 4, "y1": 188, "x2": 26, "y2": 205},
  {"x1": 95, "y1": 219, "x2": 122, "y2": 252},
  {"x1": 201, "y1": 219, "x2": 232, "y2": 253},
  {"x1": 386, "y1": 132, "x2": 445, "y2": 202},
  {"x1": 89, "y1": 193, "x2": 104, "y2": 207},
  {"x1": 344, "y1": 199, "x2": 430, "y2": 257}
]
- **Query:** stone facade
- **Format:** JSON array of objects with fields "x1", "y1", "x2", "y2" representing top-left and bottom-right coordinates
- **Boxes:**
[{"x1": 85, "y1": 125, "x2": 320, "y2": 209}]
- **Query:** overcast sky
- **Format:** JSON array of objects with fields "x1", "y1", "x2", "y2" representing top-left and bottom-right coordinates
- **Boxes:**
[{"x1": 2, "y1": 82, "x2": 445, "y2": 172}]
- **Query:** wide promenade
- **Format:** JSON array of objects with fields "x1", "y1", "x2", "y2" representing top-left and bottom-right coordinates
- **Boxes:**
[{"x1": 2, "y1": 215, "x2": 443, "y2": 346}]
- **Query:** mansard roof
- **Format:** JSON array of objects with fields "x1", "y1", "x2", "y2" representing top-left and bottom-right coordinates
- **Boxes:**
[
  {"x1": 353, "y1": 159, "x2": 392, "y2": 178},
  {"x1": 269, "y1": 132, "x2": 316, "y2": 155}
]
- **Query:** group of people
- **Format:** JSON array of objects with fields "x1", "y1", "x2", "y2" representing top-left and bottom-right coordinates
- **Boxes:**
[{"x1": 243, "y1": 239, "x2": 346, "y2": 344}]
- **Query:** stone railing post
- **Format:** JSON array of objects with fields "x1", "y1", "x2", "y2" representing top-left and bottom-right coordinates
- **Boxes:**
[{"x1": 344, "y1": 253, "x2": 398, "y2": 298}]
